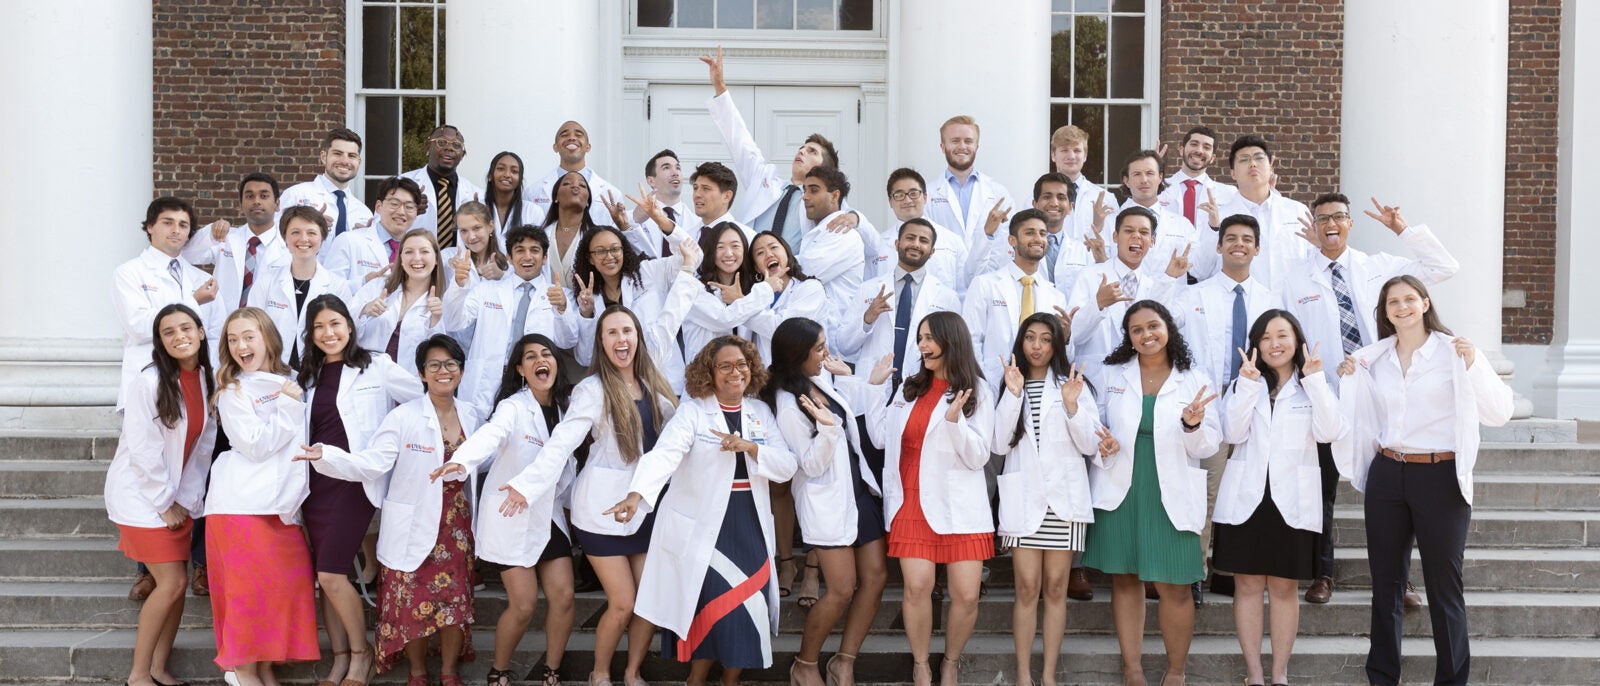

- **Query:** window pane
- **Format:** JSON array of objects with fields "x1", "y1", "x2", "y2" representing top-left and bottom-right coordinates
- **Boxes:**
[
  {"x1": 402, "y1": 96, "x2": 439, "y2": 172},
  {"x1": 1070, "y1": 103, "x2": 1106, "y2": 185},
  {"x1": 362, "y1": 5, "x2": 396, "y2": 89},
  {"x1": 399, "y1": 6, "x2": 436, "y2": 90},
  {"x1": 839, "y1": 0, "x2": 872, "y2": 30},
  {"x1": 1107, "y1": 105, "x2": 1143, "y2": 183},
  {"x1": 1052, "y1": 0, "x2": 1072, "y2": 10},
  {"x1": 638, "y1": 0, "x2": 673, "y2": 26},
  {"x1": 757, "y1": 0, "x2": 794, "y2": 28},
  {"x1": 680, "y1": 0, "x2": 714, "y2": 27},
  {"x1": 797, "y1": 0, "x2": 834, "y2": 30},
  {"x1": 436, "y1": 8, "x2": 446, "y2": 89},
  {"x1": 1109, "y1": 15, "x2": 1143, "y2": 99},
  {"x1": 365, "y1": 96, "x2": 401, "y2": 176},
  {"x1": 1050, "y1": 15, "x2": 1072, "y2": 98},
  {"x1": 1075, "y1": 0, "x2": 1109, "y2": 12},
  {"x1": 1074, "y1": 15, "x2": 1107, "y2": 100},
  {"x1": 719, "y1": 0, "x2": 754, "y2": 28},
  {"x1": 1112, "y1": 0, "x2": 1144, "y2": 12}
]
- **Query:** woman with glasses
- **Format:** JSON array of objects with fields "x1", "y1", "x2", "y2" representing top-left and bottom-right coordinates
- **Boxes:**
[
  {"x1": 296, "y1": 334, "x2": 484, "y2": 686},
  {"x1": 353, "y1": 228, "x2": 448, "y2": 375}
]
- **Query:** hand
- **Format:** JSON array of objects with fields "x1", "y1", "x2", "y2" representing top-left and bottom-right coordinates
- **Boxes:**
[
  {"x1": 1363, "y1": 196, "x2": 1409, "y2": 235},
  {"x1": 208, "y1": 219, "x2": 231, "y2": 242},
  {"x1": 867, "y1": 354, "x2": 896, "y2": 385},
  {"x1": 763, "y1": 256, "x2": 791, "y2": 292},
  {"x1": 362, "y1": 288, "x2": 390, "y2": 318},
  {"x1": 450, "y1": 249, "x2": 472, "y2": 286},
  {"x1": 797, "y1": 394, "x2": 838, "y2": 427},
  {"x1": 193, "y1": 277, "x2": 218, "y2": 305},
  {"x1": 943, "y1": 388, "x2": 973, "y2": 423},
  {"x1": 479, "y1": 259, "x2": 504, "y2": 281},
  {"x1": 1091, "y1": 191, "x2": 1115, "y2": 228},
  {"x1": 1095, "y1": 273, "x2": 1133, "y2": 310},
  {"x1": 1154, "y1": 141, "x2": 1169, "y2": 160},
  {"x1": 824, "y1": 211, "x2": 859, "y2": 234},
  {"x1": 862, "y1": 284, "x2": 892, "y2": 325},
  {"x1": 498, "y1": 483, "x2": 529, "y2": 517},
  {"x1": 1295, "y1": 211, "x2": 1321, "y2": 250},
  {"x1": 1094, "y1": 425, "x2": 1120, "y2": 457},
  {"x1": 159, "y1": 503, "x2": 190, "y2": 530},
  {"x1": 1083, "y1": 222, "x2": 1108, "y2": 263},
  {"x1": 983, "y1": 198, "x2": 1011, "y2": 237},
  {"x1": 429, "y1": 462, "x2": 466, "y2": 483},
  {"x1": 547, "y1": 284, "x2": 569, "y2": 316},
  {"x1": 677, "y1": 238, "x2": 702, "y2": 271},
  {"x1": 292, "y1": 444, "x2": 323, "y2": 462},
  {"x1": 699, "y1": 46, "x2": 727, "y2": 95},
  {"x1": 1199, "y1": 186, "x2": 1220, "y2": 228},
  {"x1": 625, "y1": 182, "x2": 667, "y2": 229},
  {"x1": 425, "y1": 286, "x2": 443, "y2": 326},
  {"x1": 710, "y1": 429, "x2": 758, "y2": 456},
  {"x1": 364, "y1": 263, "x2": 392, "y2": 283},
  {"x1": 601, "y1": 191, "x2": 630, "y2": 229},
  {"x1": 1054, "y1": 305, "x2": 1079, "y2": 331},
  {"x1": 1182, "y1": 385, "x2": 1218, "y2": 429},
  {"x1": 352, "y1": 215, "x2": 374, "y2": 231},
  {"x1": 1452, "y1": 337, "x2": 1476, "y2": 368},
  {"x1": 1337, "y1": 355, "x2": 1358, "y2": 377},
  {"x1": 574, "y1": 273, "x2": 596, "y2": 318},
  {"x1": 1236, "y1": 347, "x2": 1262, "y2": 381},
  {"x1": 821, "y1": 353, "x2": 852, "y2": 377},
  {"x1": 708, "y1": 274, "x2": 742, "y2": 305},
  {"x1": 1060, "y1": 362, "x2": 1086, "y2": 415},
  {"x1": 603, "y1": 492, "x2": 644, "y2": 523},
  {"x1": 280, "y1": 379, "x2": 304, "y2": 402},
  {"x1": 1001, "y1": 354, "x2": 1024, "y2": 397},
  {"x1": 1301, "y1": 342, "x2": 1323, "y2": 376},
  {"x1": 1165, "y1": 244, "x2": 1193, "y2": 279}
]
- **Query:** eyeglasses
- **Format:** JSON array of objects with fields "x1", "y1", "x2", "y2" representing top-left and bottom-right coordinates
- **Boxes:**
[
  {"x1": 383, "y1": 199, "x2": 419, "y2": 213},
  {"x1": 423, "y1": 359, "x2": 462, "y2": 373},
  {"x1": 889, "y1": 189, "x2": 925, "y2": 202},
  {"x1": 1237, "y1": 153, "x2": 1270, "y2": 166},
  {"x1": 589, "y1": 246, "x2": 624, "y2": 258},
  {"x1": 428, "y1": 138, "x2": 464, "y2": 153},
  {"x1": 714, "y1": 360, "x2": 751, "y2": 374},
  {"x1": 1314, "y1": 212, "x2": 1353, "y2": 225}
]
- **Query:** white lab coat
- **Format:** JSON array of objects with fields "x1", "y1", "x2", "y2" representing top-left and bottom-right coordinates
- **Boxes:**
[
  {"x1": 618, "y1": 200, "x2": 688, "y2": 259},
  {"x1": 573, "y1": 255, "x2": 686, "y2": 362},
  {"x1": 180, "y1": 224, "x2": 288, "y2": 318},
  {"x1": 628, "y1": 395, "x2": 799, "y2": 641},
  {"x1": 797, "y1": 209, "x2": 866, "y2": 342},
  {"x1": 204, "y1": 372, "x2": 309, "y2": 524},
  {"x1": 879, "y1": 218, "x2": 969, "y2": 297},
  {"x1": 924, "y1": 170, "x2": 1016, "y2": 250},
  {"x1": 1156, "y1": 171, "x2": 1237, "y2": 231},
  {"x1": 683, "y1": 281, "x2": 779, "y2": 369},
  {"x1": 740, "y1": 277, "x2": 827, "y2": 364},
  {"x1": 110, "y1": 247, "x2": 218, "y2": 410},
  {"x1": 1214, "y1": 371, "x2": 1347, "y2": 532},
  {"x1": 248, "y1": 260, "x2": 353, "y2": 366},
  {"x1": 1196, "y1": 190, "x2": 1312, "y2": 285},
  {"x1": 835, "y1": 270, "x2": 961, "y2": 370},
  {"x1": 302, "y1": 354, "x2": 424, "y2": 506},
  {"x1": 964, "y1": 263, "x2": 1070, "y2": 395},
  {"x1": 507, "y1": 375, "x2": 678, "y2": 538},
  {"x1": 774, "y1": 379, "x2": 869, "y2": 546},
  {"x1": 324, "y1": 224, "x2": 404, "y2": 295},
  {"x1": 1332, "y1": 332, "x2": 1514, "y2": 505},
  {"x1": 992, "y1": 377, "x2": 1101, "y2": 537},
  {"x1": 577, "y1": 270, "x2": 703, "y2": 396},
  {"x1": 1172, "y1": 273, "x2": 1277, "y2": 391},
  {"x1": 489, "y1": 199, "x2": 549, "y2": 247},
  {"x1": 445, "y1": 389, "x2": 575, "y2": 567},
  {"x1": 1088, "y1": 362, "x2": 1221, "y2": 534},
  {"x1": 104, "y1": 367, "x2": 217, "y2": 529},
  {"x1": 443, "y1": 274, "x2": 580, "y2": 416},
  {"x1": 705, "y1": 90, "x2": 800, "y2": 226},
  {"x1": 526, "y1": 166, "x2": 622, "y2": 229},
  {"x1": 866, "y1": 381, "x2": 996, "y2": 535},
  {"x1": 353, "y1": 279, "x2": 445, "y2": 375},
  {"x1": 278, "y1": 174, "x2": 375, "y2": 241},
  {"x1": 1065, "y1": 258, "x2": 1185, "y2": 383},
  {"x1": 1096, "y1": 198, "x2": 1201, "y2": 281},
  {"x1": 402, "y1": 167, "x2": 485, "y2": 235},
  {"x1": 310, "y1": 396, "x2": 485, "y2": 572}
]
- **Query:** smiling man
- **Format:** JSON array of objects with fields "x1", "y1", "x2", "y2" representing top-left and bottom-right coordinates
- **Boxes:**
[
  {"x1": 797, "y1": 165, "x2": 866, "y2": 343},
  {"x1": 182, "y1": 173, "x2": 285, "y2": 337},
  {"x1": 1067, "y1": 206, "x2": 1188, "y2": 383},
  {"x1": 527, "y1": 120, "x2": 623, "y2": 229},
  {"x1": 927, "y1": 115, "x2": 1017, "y2": 253},
  {"x1": 279, "y1": 128, "x2": 374, "y2": 239},
  {"x1": 964, "y1": 208, "x2": 1071, "y2": 395},
  {"x1": 1158, "y1": 126, "x2": 1238, "y2": 228},
  {"x1": 403, "y1": 124, "x2": 484, "y2": 248},
  {"x1": 1095, "y1": 150, "x2": 1201, "y2": 282}
]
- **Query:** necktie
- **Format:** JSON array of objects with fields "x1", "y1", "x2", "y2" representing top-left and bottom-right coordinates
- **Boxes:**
[
  {"x1": 333, "y1": 189, "x2": 348, "y2": 236},
  {"x1": 1230, "y1": 283, "x2": 1247, "y2": 381},
  {"x1": 1329, "y1": 262, "x2": 1363, "y2": 354},
  {"x1": 770, "y1": 184, "x2": 801, "y2": 246},
  {"x1": 167, "y1": 258, "x2": 183, "y2": 287},
  {"x1": 1019, "y1": 275, "x2": 1036, "y2": 326},
  {"x1": 508, "y1": 282, "x2": 533, "y2": 355},
  {"x1": 240, "y1": 236, "x2": 261, "y2": 308},
  {"x1": 662, "y1": 205, "x2": 677, "y2": 256},
  {"x1": 892, "y1": 274, "x2": 914, "y2": 387},
  {"x1": 1182, "y1": 179, "x2": 1200, "y2": 225},
  {"x1": 386, "y1": 238, "x2": 400, "y2": 264},
  {"x1": 1045, "y1": 233, "x2": 1061, "y2": 282},
  {"x1": 436, "y1": 177, "x2": 457, "y2": 248},
  {"x1": 1120, "y1": 271, "x2": 1139, "y2": 301}
]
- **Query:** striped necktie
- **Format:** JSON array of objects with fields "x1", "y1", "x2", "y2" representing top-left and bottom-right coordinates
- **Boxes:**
[
  {"x1": 1329, "y1": 262, "x2": 1363, "y2": 354},
  {"x1": 436, "y1": 177, "x2": 457, "y2": 248},
  {"x1": 239, "y1": 236, "x2": 261, "y2": 308}
]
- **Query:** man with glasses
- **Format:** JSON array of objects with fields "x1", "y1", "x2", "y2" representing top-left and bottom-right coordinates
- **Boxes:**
[
  {"x1": 324, "y1": 176, "x2": 426, "y2": 294},
  {"x1": 528, "y1": 120, "x2": 623, "y2": 229},
  {"x1": 403, "y1": 124, "x2": 482, "y2": 249},
  {"x1": 1190, "y1": 135, "x2": 1311, "y2": 284},
  {"x1": 1279, "y1": 192, "x2": 1458, "y2": 607},
  {"x1": 882, "y1": 167, "x2": 970, "y2": 297},
  {"x1": 279, "y1": 127, "x2": 374, "y2": 240}
]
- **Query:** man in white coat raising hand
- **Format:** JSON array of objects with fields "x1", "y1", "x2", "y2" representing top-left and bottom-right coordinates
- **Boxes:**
[{"x1": 925, "y1": 115, "x2": 1017, "y2": 255}]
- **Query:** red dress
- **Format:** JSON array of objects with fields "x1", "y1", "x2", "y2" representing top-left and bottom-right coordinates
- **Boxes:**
[
  {"x1": 116, "y1": 367, "x2": 204, "y2": 563},
  {"x1": 886, "y1": 378, "x2": 994, "y2": 563}
]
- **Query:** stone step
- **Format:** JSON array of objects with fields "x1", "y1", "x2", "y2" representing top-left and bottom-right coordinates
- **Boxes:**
[
  {"x1": 0, "y1": 460, "x2": 109, "y2": 498},
  {"x1": 3, "y1": 580, "x2": 1595, "y2": 641},
  {"x1": 2, "y1": 629, "x2": 1597, "y2": 685},
  {"x1": 0, "y1": 433, "x2": 118, "y2": 462},
  {"x1": 0, "y1": 497, "x2": 115, "y2": 538},
  {"x1": 1336, "y1": 473, "x2": 1600, "y2": 510},
  {"x1": 1330, "y1": 507, "x2": 1600, "y2": 548}
]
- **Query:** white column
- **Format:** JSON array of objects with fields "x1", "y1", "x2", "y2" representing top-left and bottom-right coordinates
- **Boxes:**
[
  {"x1": 0, "y1": 0, "x2": 151, "y2": 424},
  {"x1": 1533, "y1": 0, "x2": 1600, "y2": 419},
  {"x1": 445, "y1": 1, "x2": 607, "y2": 183},
  {"x1": 889, "y1": 0, "x2": 1049, "y2": 201},
  {"x1": 1341, "y1": 1, "x2": 1529, "y2": 416}
]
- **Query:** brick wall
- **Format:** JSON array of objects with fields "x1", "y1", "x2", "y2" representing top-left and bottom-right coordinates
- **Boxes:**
[
  {"x1": 1157, "y1": 1, "x2": 1343, "y2": 201},
  {"x1": 153, "y1": 0, "x2": 346, "y2": 225},
  {"x1": 1503, "y1": 0, "x2": 1561, "y2": 344}
]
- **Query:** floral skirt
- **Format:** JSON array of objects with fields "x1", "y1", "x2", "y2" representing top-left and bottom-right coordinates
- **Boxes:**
[{"x1": 375, "y1": 480, "x2": 476, "y2": 673}]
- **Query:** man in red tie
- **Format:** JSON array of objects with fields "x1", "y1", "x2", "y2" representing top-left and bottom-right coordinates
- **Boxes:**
[{"x1": 1158, "y1": 126, "x2": 1237, "y2": 228}]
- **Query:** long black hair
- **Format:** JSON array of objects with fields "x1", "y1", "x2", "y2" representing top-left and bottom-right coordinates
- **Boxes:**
[
  {"x1": 297, "y1": 294, "x2": 374, "y2": 389},
  {"x1": 696, "y1": 222, "x2": 756, "y2": 295},
  {"x1": 902, "y1": 311, "x2": 983, "y2": 418},
  {"x1": 745, "y1": 230, "x2": 813, "y2": 285},
  {"x1": 1244, "y1": 309, "x2": 1309, "y2": 394},
  {"x1": 492, "y1": 333, "x2": 574, "y2": 416},
  {"x1": 537, "y1": 170, "x2": 602, "y2": 235},
  {"x1": 1006, "y1": 312, "x2": 1087, "y2": 449},
  {"x1": 760, "y1": 317, "x2": 826, "y2": 432},
  {"x1": 485, "y1": 151, "x2": 527, "y2": 229},
  {"x1": 1103, "y1": 299, "x2": 1195, "y2": 370},
  {"x1": 147, "y1": 303, "x2": 214, "y2": 429},
  {"x1": 573, "y1": 225, "x2": 646, "y2": 293}
]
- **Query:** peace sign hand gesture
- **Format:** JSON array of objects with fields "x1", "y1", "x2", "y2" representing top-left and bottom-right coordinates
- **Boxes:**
[
  {"x1": 1092, "y1": 191, "x2": 1115, "y2": 228},
  {"x1": 1001, "y1": 354, "x2": 1024, "y2": 397},
  {"x1": 1060, "y1": 362, "x2": 1086, "y2": 415},
  {"x1": 1236, "y1": 347, "x2": 1261, "y2": 381},
  {"x1": 1301, "y1": 342, "x2": 1323, "y2": 376},
  {"x1": 626, "y1": 182, "x2": 666, "y2": 228},
  {"x1": 797, "y1": 394, "x2": 838, "y2": 427},
  {"x1": 1182, "y1": 385, "x2": 1218, "y2": 429},
  {"x1": 983, "y1": 198, "x2": 1011, "y2": 237},
  {"x1": 1083, "y1": 221, "x2": 1108, "y2": 263},
  {"x1": 863, "y1": 284, "x2": 893, "y2": 325},
  {"x1": 1165, "y1": 244, "x2": 1193, "y2": 279},
  {"x1": 1198, "y1": 186, "x2": 1221, "y2": 228},
  {"x1": 700, "y1": 46, "x2": 727, "y2": 95},
  {"x1": 601, "y1": 191, "x2": 630, "y2": 230},
  {"x1": 1363, "y1": 197, "x2": 1408, "y2": 235},
  {"x1": 1094, "y1": 425, "x2": 1120, "y2": 458},
  {"x1": 944, "y1": 388, "x2": 973, "y2": 423},
  {"x1": 575, "y1": 273, "x2": 598, "y2": 318}
]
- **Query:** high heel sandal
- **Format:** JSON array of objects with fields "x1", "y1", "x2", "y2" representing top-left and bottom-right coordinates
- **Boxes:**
[
  {"x1": 825, "y1": 652, "x2": 856, "y2": 686},
  {"x1": 796, "y1": 563, "x2": 821, "y2": 609},
  {"x1": 790, "y1": 657, "x2": 818, "y2": 686},
  {"x1": 316, "y1": 648, "x2": 349, "y2": 686},
  {"x1": 777, "y1": 555, "x2": 798, "y2": 597},
  {"x1": 939, "y1": 656, "x2": 962, "y2": 686},
  {"x1": 485, "y1": 668, "x2": 513, "y2": 686},
  {"x1": 339, "y1": 643, "x2": 376, "y2": 686},
  {"x1": 911, "y1": 659, "x2": 933, "y2": 686},
  {"x1": 540, "y1": 664, "x2": 563, "y2": 686}
]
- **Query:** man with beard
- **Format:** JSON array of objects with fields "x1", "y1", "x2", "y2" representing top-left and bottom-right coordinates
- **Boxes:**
[
  {"x1": 528, "y1": 120, "x2": 622, "y2": 229},
  {"x1": 927, "y1": 115, "x2": 1017, "y2": 253},
  {"x1": 278, "y1": 128, "x2": 374, "y2": 239},
  {"x1": 183, "y1": 173, "x2": 285, "y2": 331},
  {"x1": 1093, "y1": 150, "x2": 1201, "y2": 282},
  {"x1": 1032, "y1": 171, "x2": 1108, "y2": 289},
  {"x1": 1158, "y1": 126, "x2": 1237, "y2": 229},
  {"x1": 838, "y1": 217, "x2": 959, "y2": 397},
  {"x1": 402, "y1": 124, "x2": 483, "y2": 248},
  {"x1": 964, "y1": 208, "x2": 1072, "y2": 396},
  {"x1": 798, "y1": 165, "x2": 866, "y2": 343}
]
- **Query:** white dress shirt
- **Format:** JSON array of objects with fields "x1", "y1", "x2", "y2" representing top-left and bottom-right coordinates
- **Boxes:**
[
  {"x1": 1195, "y1": 189, "x2": 1311, "y2": 284},
  {"x1": 1173, "y1": 272, "x2": 1277, "y2": 391},
  {"x1": 1368, "y1": 334, "x2": 1458, "y2": 453},
  {"x1": 278, "y1": 174, "x2": 375, "y2": 239},
  {"x1": 1099, "y1": 198, "x2": 1200, "y2": 281},
  {"x1": 964, "y1": 262, "x2": 1070, "y2": 394},
  {"x1": 1157, "y1": 170, "x2": 1237, "y2": 228},
  {"x1": 925, "y1": 169, "x2": 1016, "y2": 249},
  {"x1": 109, "y1": 247, "x2": 218, "y2": 410},
  {"x1": 1065, "y1": 257, "x2": 1184, "y2": 383}
]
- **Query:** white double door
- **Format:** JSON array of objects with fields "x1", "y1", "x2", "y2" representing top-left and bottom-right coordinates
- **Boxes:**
[{"x1": 647, "y1": 84, "x2": 861, "y2": 222}]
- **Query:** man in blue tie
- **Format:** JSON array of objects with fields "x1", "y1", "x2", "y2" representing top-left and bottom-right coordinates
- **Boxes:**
[{"x1": 277, "y1": 128, "x2": 374, "y2": 239}]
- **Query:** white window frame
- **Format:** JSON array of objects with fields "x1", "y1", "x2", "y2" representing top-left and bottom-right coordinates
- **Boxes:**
[
  {"x1": 345, "y1": 0, "x2": 447, "y2": 199},
  {"x1": 1048, "y1": 0, "x2": 1161, "y2": 187},
  {"x1": 627, "y1": 0, "x2": 885, "y2": 42}
]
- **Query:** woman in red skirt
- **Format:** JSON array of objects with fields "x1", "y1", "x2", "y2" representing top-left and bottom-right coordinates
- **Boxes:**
[
  {"x1": 865, "y1": 311, "x2": 996, "y2": 686},
  {"x1": 105, "y1": 303, "x2": 216, "y2": 686}
]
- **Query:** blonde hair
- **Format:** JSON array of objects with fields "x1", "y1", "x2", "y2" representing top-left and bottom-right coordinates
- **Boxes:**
[
  {"x1": 453, "y1": 201, "x2": 509, "y2": 271},
  {"x1": 1052, "y1": 125, "x2": 1088, "y2": 150},
  {"x1": 213, "y1": 307, "x2": 291, "y2": 404},
  {"x1": 382, "y1": 228, "x2": 449, "y2": 296},
  {"x1": 591, "y1": 306, "x2": 678, "y2": 463},
  {"x1": 940, "y1": 115, "x2": 980, "y2": 140}
]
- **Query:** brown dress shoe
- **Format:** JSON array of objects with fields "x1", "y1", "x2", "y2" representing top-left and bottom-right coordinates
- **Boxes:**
[
  {"x1": 1305, "y1": 576, "x2": 1333, "y2": 604},
  {"x1": 190, "y1": 565, "x2": 210, "y2": 596},
  {"x1": 1403, "y1": 582, "x2": 1423, "y2": 610},
  {"x1": 1067, "y1": 568, "x2": 1093, "y2": 601},
  {"x1": 129, "y1": 572, "x2": 156, "y2": 601}
]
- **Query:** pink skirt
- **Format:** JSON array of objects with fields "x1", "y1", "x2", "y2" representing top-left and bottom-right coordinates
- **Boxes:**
[{"x1": 205, "y1": 514, "x2": 320, "y2": 669}]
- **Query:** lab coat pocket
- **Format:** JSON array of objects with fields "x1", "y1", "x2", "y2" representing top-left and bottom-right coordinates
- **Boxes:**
[
  {"x1": 1182, "y1": 466, "x2": 1209, "y2": 532},
  {"x1": 576, "y1": 465, "x2": 635, "y2": 535},
  {"x1": 653, "y1": 505, "x2": 696, "y2": 559},
  {"x1": 1298, "y1": 465, "x2": 1325, "y2": 533},
  {"x1": 945, "y1": 469, "x2": 991, "y2": 531},
  {"x1": 995, "y1": 472, "x2": 1031, "y2": 537},
  {"x1": 377, "y1": 499, "x2": 416, "y2": 564}
]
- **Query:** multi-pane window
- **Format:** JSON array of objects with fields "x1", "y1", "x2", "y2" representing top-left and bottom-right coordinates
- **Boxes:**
[
  {"x1": 1048, "y1": 0, "x2": 1158, "y2": 186},
  {"x1": 634, "y1": 0, "x2": 874, "y2": 31},
  {"x1": 356, "y1": 0, "x2": 447, "y2": 202}
]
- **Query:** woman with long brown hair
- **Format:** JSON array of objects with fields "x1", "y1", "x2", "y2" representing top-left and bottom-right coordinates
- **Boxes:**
[{"x1": 353, "y1": 228, "x2": 447, "y2": 375}]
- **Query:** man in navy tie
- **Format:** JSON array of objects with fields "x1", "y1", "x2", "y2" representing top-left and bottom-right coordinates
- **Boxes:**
[{"x1": 277, "y1": 128, "x2": 374, "y2": 239}]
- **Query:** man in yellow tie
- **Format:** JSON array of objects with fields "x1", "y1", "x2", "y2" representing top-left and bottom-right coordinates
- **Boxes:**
[{"x1": 962, "y1": 208, "x2": 1071, "y2": 397}]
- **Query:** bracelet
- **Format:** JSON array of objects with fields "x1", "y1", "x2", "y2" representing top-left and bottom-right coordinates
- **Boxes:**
[{"x1": 1181, "y1": 418, "x2": 1200, "y2": 431}]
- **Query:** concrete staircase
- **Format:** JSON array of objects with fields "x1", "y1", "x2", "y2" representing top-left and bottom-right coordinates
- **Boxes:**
[{"x1": 2, "y1": 433, "x2": 1598, "y2": 685}]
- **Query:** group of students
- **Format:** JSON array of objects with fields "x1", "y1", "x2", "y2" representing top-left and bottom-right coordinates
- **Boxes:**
[{"x1": 104, "y1": 50, "x2": 1515, "y2": 686}]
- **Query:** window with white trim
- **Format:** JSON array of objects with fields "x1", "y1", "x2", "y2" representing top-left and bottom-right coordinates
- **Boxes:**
[
  {"x1": 1049, "y1": 0, "x2": 1160, "y2": 186},
  {"x1": 352, "y1": 0, "x2": 447, "y2": 202},
  {"x1": 633, "y1": 0, "x2": 875, "y2": 32}
]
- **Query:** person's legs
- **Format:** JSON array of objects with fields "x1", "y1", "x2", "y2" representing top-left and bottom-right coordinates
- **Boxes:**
[
  {"x1": 1153, "y1": 582, "x2": 1195, "y2": 684},
  {"x1": 1010, "y1": 548, "x2": 1044, "y2": 686},
  {"x1": 587, "y1": 555, "x2": 639, "y2": 683},
  {"x1": 719, "y1": 666, "x2": 742, "y2": 686},
  {"x1": 1409, "y1": 463, "x2": 1473, "y2": 686},
  {"x1": 1201, "y1": 446, "x2": 1230, "y2": 592},
  {"x1": 830, "y1": 539, "x2": 887, "y2": 686},
  {"x1": 1265, "y1": 576, "x2": 1300, "y2": 685},
  {"x1": 130, "y1": 560, "x2": 186, "y2": 686},
  {"x1": 686, "y1": 659, "x2": 715, "y2": 686},
  {"x1": 319, "y1": 571, "x2": 369, "y2": 683},
  {"x1": 439, "y1": 626, "x2": 464, "y2": 676},
  {"x1": 1231, "y1": 574, "x2": 1266, "y2": 685},
  {"x1": 404, "y1": 638, "x2": 429, "y2": 679},
  {"x1": 1037, "y1": 550, "x2": 1071, "y2": 686},
  {"x1": 941, "y1": 560, "x2": 984, "y2": 686},
  {"x1": 1108, "y1": 574, "x2": 1147, "y2": 686},
  {"x1": 622, "y1": 552, "x2": 656, "y2": 686},
  {"x1": 495, "y1": 566, "x2": 541, "y2": 672},
  {"x1": 772, "y1": 481, "x2": 798, "y2": 595},
  {"x1": 899, "y1": 557, "x2": 937, "y2": 686},
  {"x1": 1311, "y1": 444, "x2": 1339, "y2": 592},
  {"x1": 233, "y1": 662, "x2": 264, "y2": 686},
  {"x1": 1362, "y1": 458, "x2": 1414, "y2": 686},
  {"x1": 796, "y1": 547, "x2": 857, "y2": 686},
  {"x1": 538, "y1": 556, "x2": 577, "y2": 675}
]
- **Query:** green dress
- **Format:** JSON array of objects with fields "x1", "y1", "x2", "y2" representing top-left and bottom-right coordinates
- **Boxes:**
[{"x1": 1082, "y1": 394, "x2": 1204, "y2": 585}]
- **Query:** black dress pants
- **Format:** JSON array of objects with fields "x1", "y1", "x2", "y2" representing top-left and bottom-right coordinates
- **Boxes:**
[{"x1": 1314, "y1": 442, "x2": 1338, "y2": 579}]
